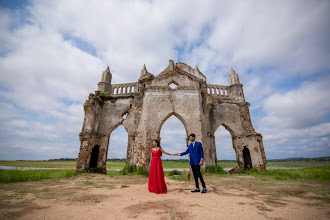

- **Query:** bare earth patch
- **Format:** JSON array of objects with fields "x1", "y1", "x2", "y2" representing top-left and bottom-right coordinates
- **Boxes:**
[{"x1": 0, "y1": 173, "x2": 329, "y2": 220}]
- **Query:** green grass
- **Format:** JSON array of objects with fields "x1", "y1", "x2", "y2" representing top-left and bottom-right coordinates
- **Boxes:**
[
  {"x1": 0, "y1": 169, "x2": 77, "y2": 183},
  {"x1": 205, "y1": 165, "x2": 227, "y2": 174},
  {"x1": 165, "y1": 171, "x2": 190, "y2": 181},
  {"x1": 236, "y1": 168, "x2": 330, "y2": 180},
  {"x1": 0, "y1": 159, "x2": 329, "y2": 170},
  {"x1": 119, "y1": 164, "x2": 149, "y2": 176},
  {"x1": 0, "y1": 160, "x2": 77, "y2": 168},
  {"x1": 162, "y1": 161, "x2": 190, "y2": 168},
  {"x1": 0, "y1": 160, "x2": 128, "y2": 168}
]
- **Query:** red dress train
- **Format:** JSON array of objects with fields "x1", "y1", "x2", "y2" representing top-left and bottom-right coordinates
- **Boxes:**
[{"x1": 148, "y1": 147, "x2": 167, "y2": 194}]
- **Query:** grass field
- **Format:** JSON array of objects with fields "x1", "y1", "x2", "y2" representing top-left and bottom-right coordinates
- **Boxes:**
[
  {"x1": 1, "y1": 159, "x2": 329, "y2": 219},
  {"x1": 0, "y1": 160, "x2": 329, "y2": 169},
  {"x1": 1, "y1": 166, "x2": 329, "y2": 183},
  {"x1": 0, "y1": 169, "x2": 77, "y2": 183}
]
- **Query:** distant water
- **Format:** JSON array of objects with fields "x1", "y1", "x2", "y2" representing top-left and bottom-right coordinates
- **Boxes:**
[{"x1": 0, "y1": 166, "x2": 305, "y2": 171}]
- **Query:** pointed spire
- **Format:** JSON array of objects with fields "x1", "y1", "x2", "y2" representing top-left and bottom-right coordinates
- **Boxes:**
[
  {"x1": 230, "y1": 68, "x2": 237, "y2": 75},
  {"x1": 229, "y1": 68, "x2": 240, "y2": 85},
  {"x1": 142, "y1": 64, "x2": 147, "y2": 71},
  {"x1": 97, "y1": 65, "x2": 112, "y2": 92},
  {"x1": 195, "y1": 65, "x2": 200, "y2": 71},
  {"x1": 100, "y1": 65, "x2": 112, "y2": 83},
  {"x1": 140, "y1": 64, "x2": 149, "y2": 77}
]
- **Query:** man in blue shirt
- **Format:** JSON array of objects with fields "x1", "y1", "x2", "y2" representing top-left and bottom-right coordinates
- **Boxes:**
[{"x1": 175, "y1": 133, "x2": 207, "y2": 193}]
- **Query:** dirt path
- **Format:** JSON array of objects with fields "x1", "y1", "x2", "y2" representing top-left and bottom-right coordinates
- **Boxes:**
[{"x1": 1, "y1": 174, "x2": 329, "y2": 220}]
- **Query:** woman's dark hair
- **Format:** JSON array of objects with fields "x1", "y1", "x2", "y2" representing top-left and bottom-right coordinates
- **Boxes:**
[
  {"x1": 189, "y1": 133, "x2": 196, "y2": 137},
  {"x1": 154, "y1": 139, "x2": 162, "y2": 156}
]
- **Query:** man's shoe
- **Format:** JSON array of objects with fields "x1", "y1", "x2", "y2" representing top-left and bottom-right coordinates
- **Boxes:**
[
  {"x1": 201, "y1": 188, "x2": 207, "y2": 193},
  {"x1": 191, "y1": 188, "x2": 200, "y2": 192}
]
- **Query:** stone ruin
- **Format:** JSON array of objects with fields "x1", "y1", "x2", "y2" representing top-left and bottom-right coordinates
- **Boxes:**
[{"x1": 76, "y1": 60, "x2": 267, "y2": 173}]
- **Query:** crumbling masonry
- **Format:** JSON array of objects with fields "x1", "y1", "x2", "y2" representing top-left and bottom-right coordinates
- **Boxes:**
[{"x1": 76, "y1": 60, "x2": 267, "y2": 173}]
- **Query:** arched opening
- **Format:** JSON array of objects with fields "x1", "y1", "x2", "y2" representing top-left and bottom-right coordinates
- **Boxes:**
[
  {"x1": 214, "y1": 126, "x2": 236, "y2": 166},
  {"x1": 243, "y1": 147, "x2": 252, "y2": 170},
  {"x1": 89, "y1": 145, "x2": 99, "y2": 168},
  {"x1": 158, "y1": 114, "x2": 188, "y2": 160},
  {"x1": 107, "y1": 125, "x2": 128, "y2": 163}
]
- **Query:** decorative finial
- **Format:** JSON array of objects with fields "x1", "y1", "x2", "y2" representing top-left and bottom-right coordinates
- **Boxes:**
[
  {"x1": 169, "y1": 60, "x2": 175, "y2": 71},
  {"x1": 229, "y1": 68, "x2": 240, "y2": 85},
  {"x1": 140, "y1": 64, "x2": 148, "y2": 77},
  {"x1": 230, "y1": 68, "x2": 237, "y2": 75}
]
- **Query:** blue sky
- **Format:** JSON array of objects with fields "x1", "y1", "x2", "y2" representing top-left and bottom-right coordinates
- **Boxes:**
[{"x1": 0, "y1": 0, "x2": 329, "y2": 160}]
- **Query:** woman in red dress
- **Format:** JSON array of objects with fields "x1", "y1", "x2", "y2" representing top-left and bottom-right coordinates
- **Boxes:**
[{"x1": 148, "y1": 139, "x2": 173, "y2": 194}]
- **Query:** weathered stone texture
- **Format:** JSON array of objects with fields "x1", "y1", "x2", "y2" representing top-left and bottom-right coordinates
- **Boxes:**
[{"x1": 76, "y1": 60, "x2": 267, "y2": 173}]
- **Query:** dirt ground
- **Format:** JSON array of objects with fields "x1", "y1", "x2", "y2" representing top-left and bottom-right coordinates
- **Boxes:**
[{"x1": 0, "y1": 173, "x2": 329, "y2": 220}]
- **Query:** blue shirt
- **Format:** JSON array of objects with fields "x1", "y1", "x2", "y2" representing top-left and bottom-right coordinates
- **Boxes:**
[{"x1": 180, "y1": 141, "x2": 204, "y2": 166}]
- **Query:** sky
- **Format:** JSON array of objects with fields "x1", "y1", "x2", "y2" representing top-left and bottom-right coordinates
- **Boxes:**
[{"x1": 0, "y1": 0, "x2": 329, "y2": 161}]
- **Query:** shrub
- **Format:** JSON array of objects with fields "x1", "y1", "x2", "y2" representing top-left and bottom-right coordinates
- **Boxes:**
[
  {"x1": 120, "y1": 164, "x2": 136, "y2": 175},
  {"x1": 135, "y1": 166, "x2": 149, "y2": 177},
  {"x1": 119, "y1": 164, "x2": 149, "y2": 176},
  {"x1": 168, "y1": 170, "x2": 182, "y2": 176},
  {"x1": 205, "y1": 165, "x2": 227, "y2": 174}
]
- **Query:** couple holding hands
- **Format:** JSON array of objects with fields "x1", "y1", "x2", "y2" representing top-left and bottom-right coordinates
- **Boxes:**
[{"x1": 148, "y1": 133, "x2": 207, "y2": 194}]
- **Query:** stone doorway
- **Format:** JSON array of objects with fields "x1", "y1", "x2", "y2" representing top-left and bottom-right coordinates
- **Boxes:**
[
  {"x1": 243, "y1": 147, "x2": 252, "y2": 170},
  {"x1": 89, "y1": 145, "x2": 100, "y2": 169}
]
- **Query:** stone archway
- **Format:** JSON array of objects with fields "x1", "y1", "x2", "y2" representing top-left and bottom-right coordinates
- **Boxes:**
[
  {"x1": 213, "y1": 125, "x2": 236, "y2": 163},
  {"x1": 208, "y1": 122, "x2": 239, "y2": 167},
  {"x1": 106, "y1": 124, "x2": 128, "y2": 162},
  {"x1": 76, "y1": 60, "x2": 267, "y2": 173},
  {"x1": 156, "y1": 112, "x2": 189, "y2": 145}
]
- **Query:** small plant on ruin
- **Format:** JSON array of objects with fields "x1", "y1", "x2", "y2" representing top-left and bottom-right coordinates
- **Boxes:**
[{"x1": 100, "y1": 91, "x2": 111, "y2": 98}]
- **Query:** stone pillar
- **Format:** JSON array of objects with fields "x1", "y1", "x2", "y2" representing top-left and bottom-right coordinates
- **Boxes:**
[
  {"x1": 228, "y1": 84, "x2": 245, "y2": 102},
  {"x1": 208, "y1": 133, "x2": 217, "y2": 167},
  {"x1": 96, "y1": 133, "x2": 110, "y2": 173},
  {"x1": 76, "y1": 132, "x2": 97, "y2": 171},
  {"x1": 126, "y1": 132, "x2": 136, "y2": 164},
  {"x1": 97, "y1": 66, "x2": 112, "y2": 93},
  {"x1": 76, "y1": 94, "x2": 103, "y2": 172},
  {"x1": 233, "y1": 133, "x2": 266, "y2": 171}
]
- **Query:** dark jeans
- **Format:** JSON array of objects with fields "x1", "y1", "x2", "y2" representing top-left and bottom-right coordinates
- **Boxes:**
[{"x1": 191, "y1": 165, "x2": 206, "y2": 189}]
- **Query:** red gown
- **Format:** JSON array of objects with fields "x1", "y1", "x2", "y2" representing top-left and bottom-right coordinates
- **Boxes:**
[{"x1": 148, "y1": 147, "x2": 167, "y2": 194}]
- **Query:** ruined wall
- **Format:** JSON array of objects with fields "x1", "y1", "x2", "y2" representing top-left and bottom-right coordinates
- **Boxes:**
[{"x1": 76, "y1": 60, "x2": 267, "y2": 173}]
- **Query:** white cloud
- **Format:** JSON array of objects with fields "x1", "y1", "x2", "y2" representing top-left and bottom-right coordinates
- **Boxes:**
[
  {"x1": 260, "y1": 78, "x2": 330, "y2": 129},
  {"x1": 0, "y1": 0, "x2": 329, "y2": 160}
]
